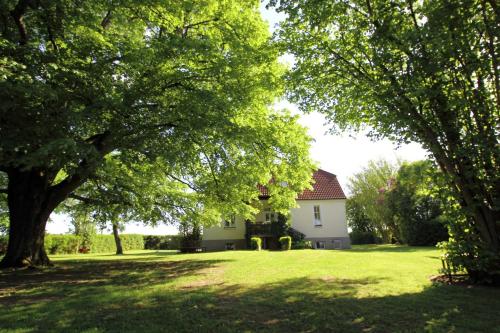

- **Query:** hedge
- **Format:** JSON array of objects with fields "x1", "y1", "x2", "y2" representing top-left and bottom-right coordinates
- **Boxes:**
[
  {"x1": 279, "y1": 236, "x2": 292, "y2": 250},
  {"x1": 144, "y1": 235, "x2": 181, "y2": 250},
  {"x1": 45, "y1": 234, "x2": 81, "y2": 254},
  {"x1": 250, "y1": 237, "x2": 262, "y2": 251},
  {"x1": 43, "y1": 234, "x2": 145, "y2": 254},
  {"x1": 90, "y1": 234, "x2": 144, "y2": 253}
]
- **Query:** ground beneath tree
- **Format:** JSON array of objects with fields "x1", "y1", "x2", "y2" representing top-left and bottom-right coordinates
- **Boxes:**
[{"x1": 1, "y1": 246, "x2": 500, "y2": 332}]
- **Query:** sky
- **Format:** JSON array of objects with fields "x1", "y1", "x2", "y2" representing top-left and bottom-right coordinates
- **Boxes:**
[{"x1": 46, "y1": 4, "x2": 428, "y2": 235}]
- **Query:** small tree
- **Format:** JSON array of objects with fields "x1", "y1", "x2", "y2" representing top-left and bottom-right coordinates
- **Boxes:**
[{"x1": 347, "y1": 159, "x2": 399, "y2": 243}]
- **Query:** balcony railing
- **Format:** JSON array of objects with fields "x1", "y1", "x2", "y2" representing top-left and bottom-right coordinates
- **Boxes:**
[{"x1": 245, "y1": 221, "x2": 273, "y2": 236}]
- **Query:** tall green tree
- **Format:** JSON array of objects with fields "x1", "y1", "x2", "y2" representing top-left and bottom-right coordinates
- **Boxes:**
[
  {"x1": 0, "y1": 0, "x2": 315, "y2": 267},
  {"x1": 347, "y1": 159, "x2": 398, "y2": 243},
  {"x1": 386, "y1": 160, "x2": 449, "y2": 246},
  {"x1": 272, "y1": 0, "x2": 499, "y2": 275}
]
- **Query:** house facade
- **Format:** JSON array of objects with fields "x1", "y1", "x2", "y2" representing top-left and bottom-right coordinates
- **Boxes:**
[{"x1": 202, "y1": 169, "x2": 351, "y2": 250}]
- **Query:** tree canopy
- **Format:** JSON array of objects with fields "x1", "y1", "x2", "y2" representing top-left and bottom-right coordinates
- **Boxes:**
[
  {"x1": 347, "y1": 159, "x2": 398, "y2": 243},
  {"x1": 0, "y1": 0, "x2": 315, "y2": 267},
  {"x1": 272, "y1": 0, "x2": 499, "y2": 278}
]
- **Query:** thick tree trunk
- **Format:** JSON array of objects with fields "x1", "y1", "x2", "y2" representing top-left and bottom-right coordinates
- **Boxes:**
[
  {"x1": 0, "y1": 169, "x2": 53, "y2": 268},
  {"x1": 112, "y1": 222, "x2": 123, "y2": 255}
]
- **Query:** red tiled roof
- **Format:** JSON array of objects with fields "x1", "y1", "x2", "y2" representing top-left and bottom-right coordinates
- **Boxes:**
[{"x1": 258, "y1": 169, "x2": 346, "y2": 200}]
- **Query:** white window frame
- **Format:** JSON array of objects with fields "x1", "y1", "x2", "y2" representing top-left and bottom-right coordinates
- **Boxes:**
[
  {"x1": 223, "y1": 215, "x2": 236, "y2": 228},
  {"x1": 313, "y1": 205, "x2": 322, "y2": 227}
]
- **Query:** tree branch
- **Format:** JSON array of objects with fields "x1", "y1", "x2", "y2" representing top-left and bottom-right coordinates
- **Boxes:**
[{"x1": 10, "y1": 0, "x2": 35, "y2": 45}]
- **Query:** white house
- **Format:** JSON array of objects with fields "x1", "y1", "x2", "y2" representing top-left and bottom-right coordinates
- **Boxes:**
[{"x1": 202, "y1": 169, "x2": 350, "y2": 250}]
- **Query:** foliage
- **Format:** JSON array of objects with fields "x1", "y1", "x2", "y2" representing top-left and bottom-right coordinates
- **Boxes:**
[
  {"x1": 68, "y1": 211, "x2": 97, "y2": 251},
  {"x1": 279, "y1": 236, "x2": 291, "y2": 250},
  {"x1": 272, "y1": 0, "x2": 499, "y2": 276},
  {"x1": 250, "y1": 237, "x2": 262, "y2": 251},
  {"x1": 349, "y1": 230, "x2": 380, "y2": 245},
  {"x1": 346, "y1": 199, "x2": 374, "y2": 233},
  {"x1": 287, "y1": 227, "x2": 305, "y2": 245},
  {"x1": 437, "y1": 192, "x2": 500, "y2": 283},
  {"x1": 144, "y1": 235, "x2": 181, "y2": 250},
  {"x1": 0, "y1": 173, "x2": 7, "y2": 235},
  {"x1": 90, "y1": 234, "x2": 144, "y2": 254},
  {"x1": 0, "y1": 235, "x2": 7, "y2": 254},
  {"x1": 43, "y1": 234, "x2": 144, "y2": 254},
  {"x1": 291, "y1": 240, "x2": 313, "y2": 249},
  {"x1": 45, "y1": 235, "x2": 81, "y2": 255},
  {"x1": 179, "y1": 221, "x2": 202, "y2": 252},
  {"x1": 386, "y1": 161, "x2": 449, "y2": 246},
  {"x1": 0, "y1": 0, "x2": 315, "y2": 267},
  {"x1": 270, "y1": 213, "x2": 288, "y2": 238},
  {"x1": 346, "y1": 159, "x2": 398, "y2": 242}
]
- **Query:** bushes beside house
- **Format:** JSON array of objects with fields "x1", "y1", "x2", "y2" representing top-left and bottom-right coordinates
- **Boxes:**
[
  {"x1": 349, "y1": 230, "x2": 380, "y2": 245},
  {"x1": 279, "y1": 236, "x2": 291, "y2": 250},
  {"x1": 250, "y1": 237, "x2": 262, "y2": 251},
  {"x1": 292, "y1": 240, "x2": 313, "y2": 249}
]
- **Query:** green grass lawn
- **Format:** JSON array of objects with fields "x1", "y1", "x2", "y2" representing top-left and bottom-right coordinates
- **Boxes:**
[{"x1": 1, "y1": 245, "x2": 500, "y2": 333}]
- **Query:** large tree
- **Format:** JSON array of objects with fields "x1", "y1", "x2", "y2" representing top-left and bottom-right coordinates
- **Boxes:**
[
  {"x1": 272, "y1": 0, "x2": 499, "y2": 275},
  {"x1": 0, "y1": 0, "x2": 315, "y2": 267}
]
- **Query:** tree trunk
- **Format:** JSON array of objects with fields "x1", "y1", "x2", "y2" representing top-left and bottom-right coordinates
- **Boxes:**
[
  {"x1": 0, "y1": 169, "x2": 53, "y2": 268},
  {"x1": 112, "y1": 222, "x2": 123, "y2": 255}
]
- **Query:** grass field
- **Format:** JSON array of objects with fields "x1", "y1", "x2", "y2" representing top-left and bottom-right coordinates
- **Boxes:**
[{"x1": 1, "y1": 245, "x2": 500, "y2": 333}]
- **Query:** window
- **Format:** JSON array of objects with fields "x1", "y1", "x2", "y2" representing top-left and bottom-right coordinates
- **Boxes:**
[
  {"x1": 313, "y1": 205, "x2": 322, "y2": 226},
  {"x1": 225, "y1": 243, "x2": 235, "y2": 250},
  {"x1": 223, "y1": 215, "x2": 236, "y2": 228},
  {"x1": 333, "y1": 240, "x2": 342, "y2": 249},
  {"x1": 315, "y1": 241, "x2": 325, "y2": 249},
  {"x1": 264, "y1": 208, "x2": 277, "y2": 223}
]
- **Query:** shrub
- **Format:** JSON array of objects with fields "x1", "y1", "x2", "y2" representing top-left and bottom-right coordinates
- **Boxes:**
[
  {"x1": 292, "y1": 240, "x2": 313, "y2": 249},
  {"x1": 144, "y1": 235, "x2": 174, "y2": 250},
  {"x1": 45, "y1": 234, "x2": 80, "y2": 254},
  {"x1": 250, "y1": 237, "x2": 261, "y2": 251},
  {"x1": 349, "y1": 230, "x2": 380, "y2": 245},
  {"x1": 279, "y1": 236, "x2": 291, "y2": 250}
]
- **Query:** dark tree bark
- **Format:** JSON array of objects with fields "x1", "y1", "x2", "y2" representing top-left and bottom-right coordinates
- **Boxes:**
[
  {"x1": 112, "y1": 222, "x2": 123, "y2": 255},
  {"x1": 0, "y1": 169, "x2": 54, "y2": 268}
]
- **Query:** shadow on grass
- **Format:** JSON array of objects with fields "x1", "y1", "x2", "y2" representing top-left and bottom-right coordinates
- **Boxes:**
[
  {"x1": 1, "y1": 261, "x2": 499, "y2": 333},
  {"x1": 348, "y1": 244, "x2": 437, "y2": 253},
  {"x1": 97, "y1": 250, "x2": 179, "y2": 257},
  {"x1": 0, "y1": 258, "x2": 231, "y2": 298}
]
